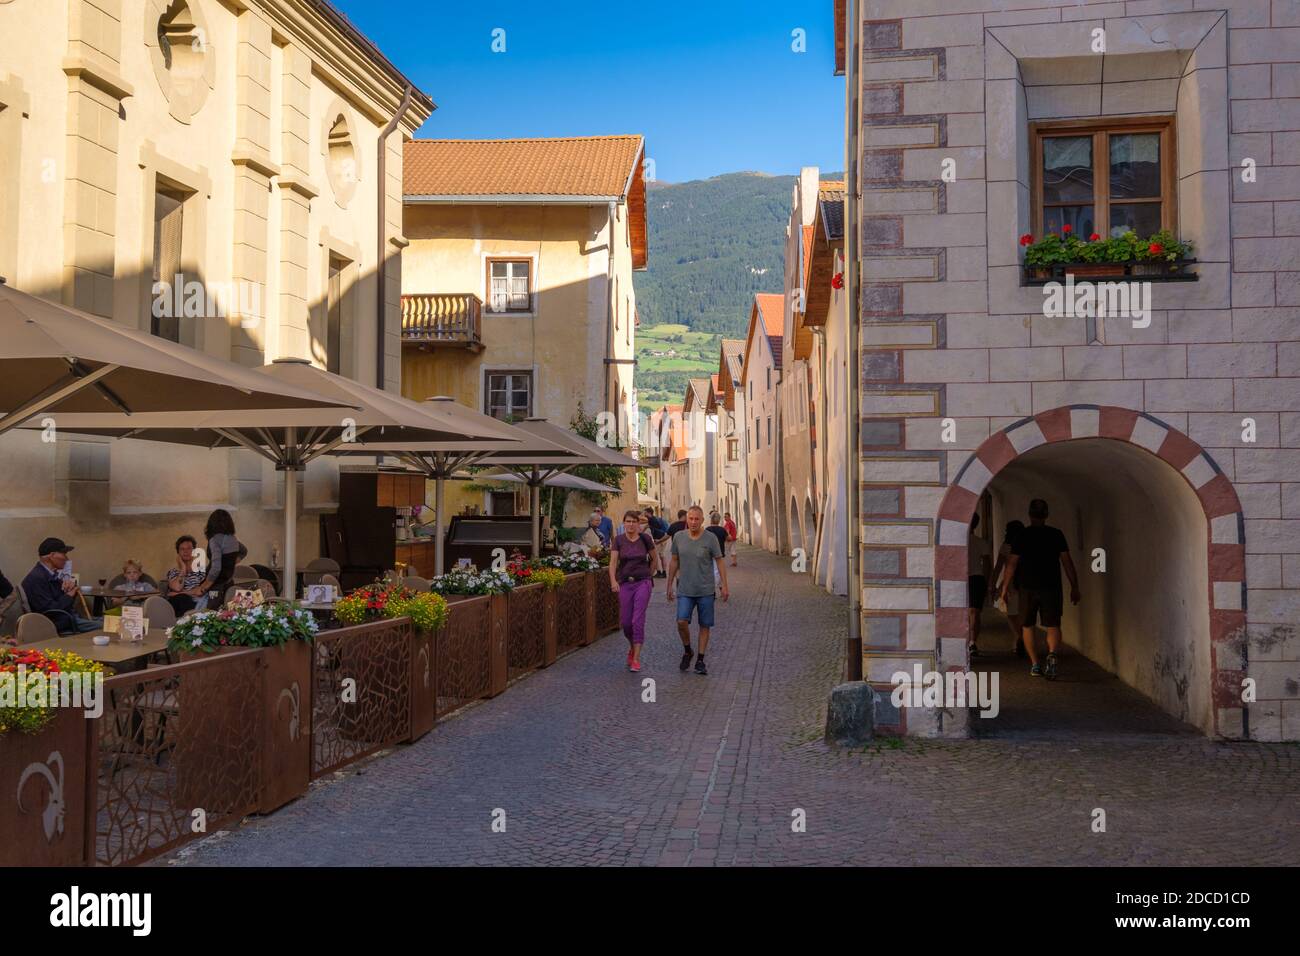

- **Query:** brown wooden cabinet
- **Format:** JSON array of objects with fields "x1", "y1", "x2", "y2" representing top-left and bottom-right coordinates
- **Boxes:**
[{"x1": 374, "y1": 471, "x2": 425, "y2": 508}]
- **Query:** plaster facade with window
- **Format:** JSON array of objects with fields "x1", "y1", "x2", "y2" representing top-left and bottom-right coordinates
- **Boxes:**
[
  {"x1": 0, "y1": 0, "x2": 431, "y2": 583},
  {"x1": 742, "y1": 293, "x2": 785, "y2": 553},
  {"x1": 782, "y1": 168, "x2": 822, "y2": 569},
  {"x1": 844, "y1": 1, "x2": 1299, "y2": 741},
  {"x1": 399, "y1": 135, "x2": 648, "y2": 523},
  {"x1": 716, "y1": 339, "x2": 751, "y2": 543}
]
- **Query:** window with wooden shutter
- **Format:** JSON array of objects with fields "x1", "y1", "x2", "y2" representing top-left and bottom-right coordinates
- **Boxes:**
[{"x1": 151, "y1": 187, "x2": 185, "y2": 341}]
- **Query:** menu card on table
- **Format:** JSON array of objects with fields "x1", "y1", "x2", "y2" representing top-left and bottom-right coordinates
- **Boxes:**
[{"x1": 121, "y1": 604, "x2": 145, "y2": 642}]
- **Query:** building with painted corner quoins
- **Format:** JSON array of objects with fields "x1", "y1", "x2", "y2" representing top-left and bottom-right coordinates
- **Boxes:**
[{"x1": 837, "y1": 0, "x2": 1300, "y2": 741}]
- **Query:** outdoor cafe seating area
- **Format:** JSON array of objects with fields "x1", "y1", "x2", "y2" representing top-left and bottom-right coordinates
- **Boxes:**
[{"x1": 0, "y1": 282, "x2": 633, "y2": 868}]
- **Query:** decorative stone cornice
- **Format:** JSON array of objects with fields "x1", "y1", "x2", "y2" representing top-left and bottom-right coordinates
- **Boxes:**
[
  {"x1": 275, "y1": 175, "x2": 320, "y2": 200},
  {"x1": 252, "y1": 0, "x2": 433, "y2": 129},
  {"x1": 61, "y1": 56, "x2": 134, "y2": 101},
  {"x1": 232, "y1": 148, "x2": 282, "y2": 179}
]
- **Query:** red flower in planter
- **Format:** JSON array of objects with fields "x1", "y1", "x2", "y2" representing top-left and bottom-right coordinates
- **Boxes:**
[
  {"x1": 1089, "y1": 233, "x2": 1101, "y2": 242},
  {"x1": 831, "y1": 272, "x2": 844, "y2": 289},
  {"x1": 1062, "y1": 224, "x2": 1072, "y2": 234},
  {"x1": 1149, "y1": 242, "x2": 1164, "y2": 255},
  {"x1": 1019, "y1": 234, "x2": 1033, "y2": 247}
]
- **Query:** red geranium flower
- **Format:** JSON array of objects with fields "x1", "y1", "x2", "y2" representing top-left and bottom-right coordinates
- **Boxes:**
[
  {"x1": 1019, "y1": 234, "x2": 1033, "y2": 247},
  {"x1": 1089, "y1": 233, "x2": 1101, "y2": 242},
  {"x1": 1062, "y1": 224, "x2": 1072, "y2": 233},
  {"x1": 1149, "y1": 242, "x2": 1164, "y2": 255},
  {"x1": 831, "y1": 272, "x2": 844, "y2": 289}
]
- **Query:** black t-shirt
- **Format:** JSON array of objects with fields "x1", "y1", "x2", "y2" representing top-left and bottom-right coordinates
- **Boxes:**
[
  {"x1": 666, "y1": 521, "x2": 687, "y2": 537},
  {"x1": 706, "y1": 525, "x2": 727, "y2": 556},
  {"x1": 1012, "y1": 524, "x2": 1069, "y2": 592}
]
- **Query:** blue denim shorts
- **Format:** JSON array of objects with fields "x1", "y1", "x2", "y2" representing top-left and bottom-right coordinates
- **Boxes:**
[{"x1": 676, "y1": 593, "x2": 715, "y2": 628}]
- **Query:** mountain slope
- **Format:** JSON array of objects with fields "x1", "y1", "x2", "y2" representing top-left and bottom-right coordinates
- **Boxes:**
[{"x1": 635, "y1": 171, "x2": 838, "y2": 410}]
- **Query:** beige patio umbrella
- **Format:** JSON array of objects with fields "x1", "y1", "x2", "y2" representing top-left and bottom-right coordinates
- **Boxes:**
[
  {"x1": 20, "y1": 362, "x2": 520, "y2": 594},
  {"x1": 461, "y1": 417, "x2": 642, "y2": 559},
  {"x1": 0, "y1": 282, "x2": 350, "y2": 435},
  {"x1": 335, "y1": 398, "x2": 579, "y2": 574}
]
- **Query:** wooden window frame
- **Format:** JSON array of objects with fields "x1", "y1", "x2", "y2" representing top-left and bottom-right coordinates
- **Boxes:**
[
  {"x1": 1030, "y1": 115, "x2": 1177, "y2": 240},
  {"x1": 484, "y1": 257, "x2": 533, "y2": 313},
  {"x1": 484, "y1": 369, "x2": 533, "y2": 421}
]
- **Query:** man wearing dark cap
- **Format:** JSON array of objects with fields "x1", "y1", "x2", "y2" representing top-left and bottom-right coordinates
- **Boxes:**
[
  {"x1": 998, "y1": 499, "x2": 1079, "y2": 680},
  {"x1": 21, "y1": 538, "x2": 101, "y2": 633}
]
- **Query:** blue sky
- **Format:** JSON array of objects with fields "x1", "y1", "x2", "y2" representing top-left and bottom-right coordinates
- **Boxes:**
[{"x1": 331, "y1": 0, "x2": 844, "y2": 183}]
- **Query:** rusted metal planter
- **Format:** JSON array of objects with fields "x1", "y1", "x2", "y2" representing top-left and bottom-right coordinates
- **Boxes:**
[
  {"x1": 409, "y1": 626, "x2": 436, "y2": 742},
  {"x1": 592, "y1": 569, "x2": 621, "y2": 636},
  {"x1": 0, "y1": 707, "x2": 90, "y2": 866},
  {"x1": 506, "y1": 583, "x2": 547, "y2": 679},
  {"x1": 542, "y1": 587, "x2": 558, "y2": 666},
  {"x1": 434, "y1": 595, "x2": 492, "y2": 718},
  {"x1": 310, "y1": 618, "x2": 411, "y2": 778},
  {"x1": 555, "y1": 573, "x2": 589, "y2": 654},
  {"x1": 256, "y1": 641, "x2": 312, "y2": 813},
  {"x1": 94, "y1": 650, "x2": 263, "y2": 866}
]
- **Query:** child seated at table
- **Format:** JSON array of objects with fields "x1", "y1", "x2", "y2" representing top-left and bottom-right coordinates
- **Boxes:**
[{"x1": 113, "y1": 560, "x2": 153, "y2": 606}]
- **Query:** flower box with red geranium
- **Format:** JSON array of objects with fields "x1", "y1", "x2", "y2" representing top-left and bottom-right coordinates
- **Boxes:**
[{"x1": 1020, "y1": 228, "x2": 1195, "y2": 284}]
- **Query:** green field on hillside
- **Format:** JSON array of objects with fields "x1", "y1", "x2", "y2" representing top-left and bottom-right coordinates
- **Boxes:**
[{"x1": 637, "y1": 324, "x2": 720, "y2": 411}]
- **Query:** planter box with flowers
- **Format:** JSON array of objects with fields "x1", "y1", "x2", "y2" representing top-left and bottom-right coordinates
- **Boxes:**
[
  {"x1": 168, "y1": 602, "x2": 318, "y2": 813},
  {"x1": 334, "y1": 584, "x2": 447, "y2": 742},
  {"x1": 0, "y1": 646, "x2": 104, "y2": 865},
  {"x1": 523, "y1": 554, "x2": 599, "y2": 650},
  {"x1": 427, "y1": 569, "x2": 511, "y2": 701},
  {"x1": 504, "y1": 558, "x2": 567, "y2": 670},
  {"x1": 1021, "y1": 227, "x2": 1197, "y2": 285}
]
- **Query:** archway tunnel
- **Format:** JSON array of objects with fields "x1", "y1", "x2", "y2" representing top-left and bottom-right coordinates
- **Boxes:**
[{"x1": 975, "y1": 437, "x2": 1214, "y2": 737}]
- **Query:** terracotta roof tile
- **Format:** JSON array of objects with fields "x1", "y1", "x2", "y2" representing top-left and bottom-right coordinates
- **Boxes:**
[
  {"x1": 755, "y1": 293, "x2": 783, "y2": 339},
  {"x1": 404, "y1": 135, "x2": 644, "y2": 197}
]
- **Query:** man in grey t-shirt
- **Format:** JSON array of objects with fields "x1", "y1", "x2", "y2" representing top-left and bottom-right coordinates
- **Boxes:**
[{"x1": 667, "y1": 506, "x2": 729, "y2": 675}]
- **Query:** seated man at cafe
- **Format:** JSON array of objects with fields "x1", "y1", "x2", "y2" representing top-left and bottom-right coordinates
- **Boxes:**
[{"x1": 21, "y1": 537, "x2": 101, "y2": 634}]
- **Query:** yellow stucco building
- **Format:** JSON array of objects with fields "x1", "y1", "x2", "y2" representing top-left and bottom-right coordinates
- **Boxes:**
[
  {"x1": 0, "y1": 0, "x2": 432, "y2": 584},
  {"x1": 399, "y1": 135, "x2": 648, "y2": 524}
]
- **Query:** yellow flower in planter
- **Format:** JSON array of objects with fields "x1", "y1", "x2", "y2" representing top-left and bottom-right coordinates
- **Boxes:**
[
  {"x1": 529, "y1": 567, "x2": 566, "y2": 590},
  {"x1": 385, "y1": 591, "x2": 449, "y2": 633}
]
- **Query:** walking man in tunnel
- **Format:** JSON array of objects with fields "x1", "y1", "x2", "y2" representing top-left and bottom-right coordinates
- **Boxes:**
[{"x1": 998, "y1": 498, "x2": 1080, "y2": 680}]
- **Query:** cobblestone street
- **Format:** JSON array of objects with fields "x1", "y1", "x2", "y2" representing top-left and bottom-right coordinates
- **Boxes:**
[{"x1": 168, "y1": 547, "x2": 1298, "y2": 867}]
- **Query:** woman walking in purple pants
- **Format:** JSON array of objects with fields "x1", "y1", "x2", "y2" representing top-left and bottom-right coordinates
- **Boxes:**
[{"x1": 608, "y1": 510, "x2": 660, "y2": 672}]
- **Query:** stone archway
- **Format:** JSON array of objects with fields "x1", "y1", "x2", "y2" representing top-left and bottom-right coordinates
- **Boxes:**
[{"x1": 933, "y1": 405, "x2": 1247, "y2": 739}]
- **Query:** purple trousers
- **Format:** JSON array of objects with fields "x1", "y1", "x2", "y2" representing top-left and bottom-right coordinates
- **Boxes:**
[{"x1": 618, "y1": 577, "x2": 653, "y2": 645}]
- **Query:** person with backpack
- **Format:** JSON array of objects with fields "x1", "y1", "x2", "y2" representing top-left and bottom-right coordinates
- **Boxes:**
[
  {"x1": 644, "y1": 508, "x2": 669, "y2": 578},
  {"x1": 608, "y1": 509, "x2": 661, "y2": 672}
]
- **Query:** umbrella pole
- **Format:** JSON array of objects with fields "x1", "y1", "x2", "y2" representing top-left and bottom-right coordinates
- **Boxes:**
[
  {"x1": 530, "y1": 466, "x2": 541, "y2": 558},
  {"x1": 435, "y1": 475, "x2": 446, "y2": 577},
  {"x1": 282, "y1": 433, "x2": 299, "y2": 599}
]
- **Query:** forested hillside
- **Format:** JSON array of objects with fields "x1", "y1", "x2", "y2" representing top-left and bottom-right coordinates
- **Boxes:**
[{"x1": 635, "y1": 171, "x2": 839, "y2": 410}]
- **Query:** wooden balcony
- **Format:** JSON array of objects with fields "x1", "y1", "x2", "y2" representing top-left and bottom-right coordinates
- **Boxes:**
[{"x1": 401, "y1": 293, "x2": 483, "y2": 351}]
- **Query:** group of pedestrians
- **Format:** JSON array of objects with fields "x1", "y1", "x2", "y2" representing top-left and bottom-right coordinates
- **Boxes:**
[
  {"x1": 969, "y1": 497, "x2": 1080, "y2": 680},
  {"x1": 607, "y1": 504, "x2": 731, "y2": 675}
]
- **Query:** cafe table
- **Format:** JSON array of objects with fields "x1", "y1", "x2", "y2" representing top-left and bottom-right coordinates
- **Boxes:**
[
  {"x1": 17, "y1": 631, "x2": 171, "y2": 670},
  {"x1": 79, "y1": 585, "x2": 157, "y2": 617}
]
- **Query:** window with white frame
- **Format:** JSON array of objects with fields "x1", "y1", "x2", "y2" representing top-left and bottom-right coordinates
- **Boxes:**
[
  {"x1": 484, "y1": 370, "x2": 532, "y2": 420},
  {"x1": 486, "y1": 259, "x2": 532, "y2": 312}
]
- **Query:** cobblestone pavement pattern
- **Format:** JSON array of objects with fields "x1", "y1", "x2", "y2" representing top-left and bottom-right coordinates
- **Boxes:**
[{"x1": 168, "y1": 547, "x2": 1298, "y2": 866}]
